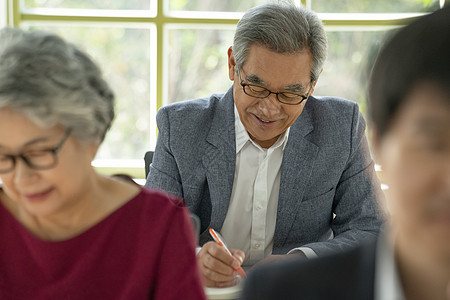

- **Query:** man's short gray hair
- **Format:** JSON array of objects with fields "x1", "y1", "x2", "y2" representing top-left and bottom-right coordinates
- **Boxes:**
[
  {"x1": 0, "y1": 27, "x2": 114, "y2": 144},
  {"x1": 233, "y1": 1, "x2": 327, "y2": 83}
]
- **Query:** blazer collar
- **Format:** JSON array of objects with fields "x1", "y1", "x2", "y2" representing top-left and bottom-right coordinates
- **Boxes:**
[
  {"x1": 203, "y1": 86, "x2": 236, "y2": 230},
  {"x1": 291, "y1": 98, "x2": 315, "y2": 137},
  {"x1": 205, "y1": 86, "x2": 235, "y2": 152}
]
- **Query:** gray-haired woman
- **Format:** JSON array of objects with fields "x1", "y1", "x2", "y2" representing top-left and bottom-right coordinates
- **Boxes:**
[{"x1": 0, "y1": 27, "x2": 206, "y2": 300}]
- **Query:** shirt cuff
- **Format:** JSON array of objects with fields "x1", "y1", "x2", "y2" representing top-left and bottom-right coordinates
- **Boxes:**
[
  {"x1": 196, "y1": 246, "x2": 202, "y2": 255},
  {"x1": 287, "y1": 247, "x2": 318, "y2": 259}
]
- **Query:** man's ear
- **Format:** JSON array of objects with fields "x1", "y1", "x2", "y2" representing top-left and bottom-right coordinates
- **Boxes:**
[
  {"x1": 309, "y1": 68, "x2": 323, "y2": 95},
  {"x1": 227, "y1": 46, "x2": 236, "y2": 81}
]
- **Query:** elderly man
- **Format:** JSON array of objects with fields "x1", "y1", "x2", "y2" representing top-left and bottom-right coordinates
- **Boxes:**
[{"x1": 146, "y1": 1, "x2": 383, "y2": 288}]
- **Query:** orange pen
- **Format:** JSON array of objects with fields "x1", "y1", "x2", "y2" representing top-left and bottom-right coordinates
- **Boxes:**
[{"x1": 209, "y1": 228, "x2": 246, "y2": 278}]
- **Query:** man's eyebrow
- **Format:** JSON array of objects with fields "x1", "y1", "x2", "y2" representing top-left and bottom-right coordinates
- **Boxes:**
[
  {"x1": 284, "y1": 84, "x2": 308, "y2": 93},
  {"x1": 245, "y1": 74, "x2": 265, "y2": 85},
  {"x1": 244, "y1": 73, "x2": 309, "y2": 92}
]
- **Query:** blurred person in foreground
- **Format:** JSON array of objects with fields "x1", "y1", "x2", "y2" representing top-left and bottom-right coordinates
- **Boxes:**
[
  {"x1": 146, "y1": 1, "x2": 383, "y2": 287},
  {"x1": 0, "y1": 27, "x2": 206, "y2": 299},
  {"x1": 240, "y1": 5, "x2": 450, "y2": 300}
]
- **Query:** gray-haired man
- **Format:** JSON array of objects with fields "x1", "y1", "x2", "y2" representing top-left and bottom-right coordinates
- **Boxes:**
[{"x1": 146, "y1": 1, "x2": 383, "y2": 288}]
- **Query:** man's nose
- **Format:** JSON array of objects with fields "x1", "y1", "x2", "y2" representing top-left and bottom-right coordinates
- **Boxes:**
[{"x1": 258, "y1": 93, "x2": 281, "y2": 115}]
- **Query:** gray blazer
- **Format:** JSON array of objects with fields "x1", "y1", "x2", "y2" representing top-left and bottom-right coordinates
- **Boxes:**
[{"x1": 146, "y1": 87, "x2": 383, "y2": 256}]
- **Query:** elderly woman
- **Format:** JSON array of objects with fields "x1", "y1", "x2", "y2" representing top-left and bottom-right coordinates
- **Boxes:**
[
  {"x1": 240, "y1": 5, "x2": 450, "y2": 300},
  {"x1": 0, "y1": 28, "x2": 206, "y2": 299}
]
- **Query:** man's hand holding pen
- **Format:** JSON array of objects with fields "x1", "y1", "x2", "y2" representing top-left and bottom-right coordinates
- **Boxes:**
[{"x1": 196, "y1": 229, "x2": 246, "y2": 288}]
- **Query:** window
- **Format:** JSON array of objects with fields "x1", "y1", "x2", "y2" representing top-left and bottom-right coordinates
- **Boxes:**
[
  {"x1": 0, "y1": 0, "x2": 6, "y2": 27},
  {"x1": 4, "y1": 0, "x2": 448, "y2": 178}
]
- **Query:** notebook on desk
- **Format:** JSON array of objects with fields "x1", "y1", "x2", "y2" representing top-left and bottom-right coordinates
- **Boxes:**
[{"x1": 204, "y1": 277, "x2": 244, "y2": 300}]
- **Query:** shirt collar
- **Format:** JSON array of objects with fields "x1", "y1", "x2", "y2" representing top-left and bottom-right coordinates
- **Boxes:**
[
  {"x1": 234, "y1": 104, "x2": 289, "y2": 154},
  {"x1": 374, "y1": 228, "x2": 405, "y2": 300}
]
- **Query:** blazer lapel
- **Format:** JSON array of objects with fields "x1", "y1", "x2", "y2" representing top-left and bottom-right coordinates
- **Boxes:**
[
  {"x1": 203, "y1": 87, "x2": 236, "y2": 230},
  {"x1": 274, "y1": 105, "x2": 319, "y2": 247}
]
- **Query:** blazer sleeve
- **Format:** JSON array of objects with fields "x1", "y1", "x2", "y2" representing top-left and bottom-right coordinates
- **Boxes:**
[
  {"x1": 299, "y1": 104, "x2": 383, "y2": 255},
  {"x1": 145, "y1": 107, "x2": 184, "y2": 198}
]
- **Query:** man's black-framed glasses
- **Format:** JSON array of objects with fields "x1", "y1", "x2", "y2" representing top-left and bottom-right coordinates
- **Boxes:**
[
  {"x1": 0, "y1": 128, "x2": 72, "y2": 174},
  {"x1": 238, "y1": 69, "x2": 311, "y2": 105}
]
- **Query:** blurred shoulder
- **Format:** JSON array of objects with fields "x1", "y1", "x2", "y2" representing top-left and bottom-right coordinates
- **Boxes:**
[{"x1": 242, "y1": 240, "x2": 377, "y2": 300}]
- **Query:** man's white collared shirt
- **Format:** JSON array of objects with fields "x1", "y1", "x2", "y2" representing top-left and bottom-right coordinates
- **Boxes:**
[{"x1": 220, "y1": 106, "x2": 289, "y2": 265}]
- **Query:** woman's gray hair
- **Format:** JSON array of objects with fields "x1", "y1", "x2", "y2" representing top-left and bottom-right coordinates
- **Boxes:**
[
  {"x1": 0, "y1": 27, "x2": 114, "y2": 144},
  {"x1": 233, "y1": 1, "x2": 327, "y2": 84}
]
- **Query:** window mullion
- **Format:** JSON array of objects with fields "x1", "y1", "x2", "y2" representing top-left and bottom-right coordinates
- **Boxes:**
[{"x1": 8, "y1": 0, "x2": 21, "y2": 27}]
